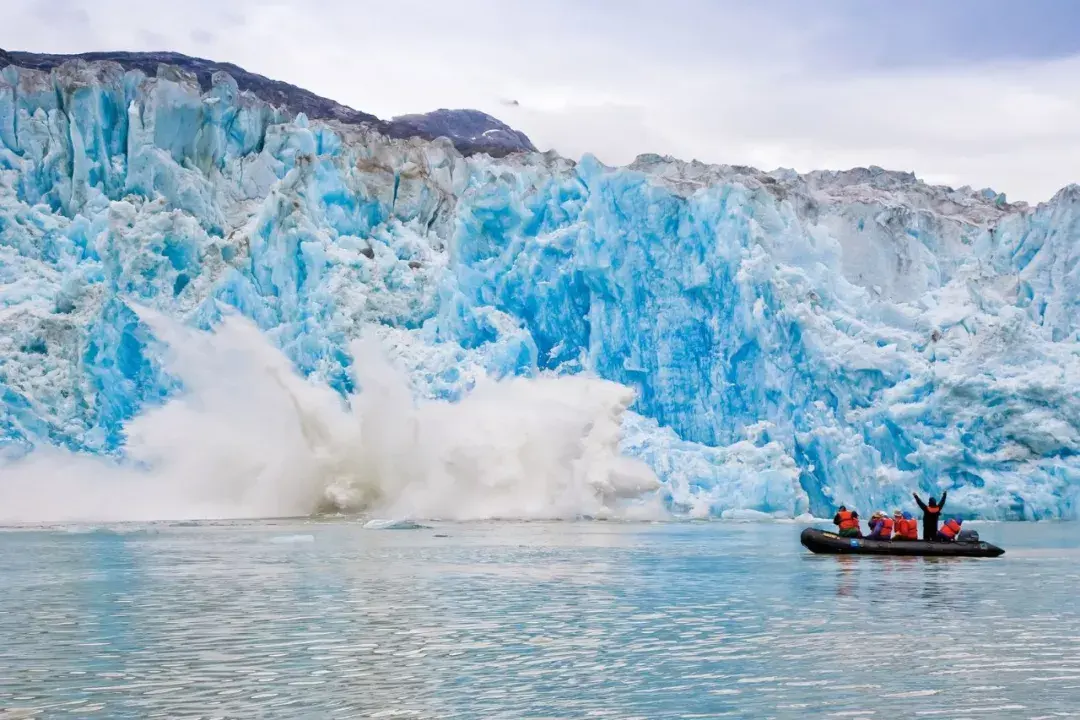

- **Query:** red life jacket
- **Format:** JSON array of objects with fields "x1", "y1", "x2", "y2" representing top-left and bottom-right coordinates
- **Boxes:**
[
  {"x1": 939, "y1": 518, "x2": 962, "y2": 539},
  {"x1": 836, "y1": 510, "x2": 859, "y2": 531},
  {"x1": 895, "y1": 518, "x2": 918, "y2": 540},
  {"x1": 877, "y1": 517, "x2": 894, "y2": 536},
  {"x1": 928, "y1": 503, "x2": 942, "y2": 515}
]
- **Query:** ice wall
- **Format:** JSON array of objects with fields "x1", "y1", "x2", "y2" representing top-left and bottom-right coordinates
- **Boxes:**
[{"x1": 1, "y1": 59, "x2": 1079, "y2": 520}]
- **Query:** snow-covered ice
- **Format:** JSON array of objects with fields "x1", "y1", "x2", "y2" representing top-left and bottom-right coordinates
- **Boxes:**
[{"x1": 1, "y1": 59, "x2": 1079, "y2": 521}]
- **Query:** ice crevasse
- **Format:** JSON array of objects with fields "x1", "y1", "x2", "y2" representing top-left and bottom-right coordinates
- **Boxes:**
[{"x1": 1, "y1": 58, "x2": 1079, "y2": 521}]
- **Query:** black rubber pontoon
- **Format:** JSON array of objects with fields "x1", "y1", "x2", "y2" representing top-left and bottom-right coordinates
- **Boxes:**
[{"x1": 800, "y1": 528, "x2": 1004, "y2": 557}]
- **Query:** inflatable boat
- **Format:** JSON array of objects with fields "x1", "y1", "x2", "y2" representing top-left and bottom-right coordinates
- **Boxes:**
[{"x1": 800, "y1": 528, "x2": 1005, "y2": 557}]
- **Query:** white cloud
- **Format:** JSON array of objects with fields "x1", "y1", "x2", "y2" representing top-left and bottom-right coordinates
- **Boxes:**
[{"x1": 4, "y1": 0, "x2": 1079, "y2": 202}]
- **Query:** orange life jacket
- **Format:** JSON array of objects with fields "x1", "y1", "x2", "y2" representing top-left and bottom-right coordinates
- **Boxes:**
[
  {"x1": 895, "y1": 518, "x2": 918, "y2": 540},
  {"x1": 877, "y1": 517, "x2": 894, "y2": 536},
  {"x1": 836, "y1": 510, "x2": 859, "y2": 531},
  {"x1": 939, "y1": 518, "x2": 962, "y2": 539},
  {"x1": 928, "y1": 503, "x2": 942, "y2": 515}
]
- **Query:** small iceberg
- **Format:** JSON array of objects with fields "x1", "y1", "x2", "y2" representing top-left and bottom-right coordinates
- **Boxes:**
[
  {"x1": 362, "y1": 519, "x2": 431, "y2": 530},
  {"x1": 269, "y1": 534, "x2": 316, "y2": 543}
]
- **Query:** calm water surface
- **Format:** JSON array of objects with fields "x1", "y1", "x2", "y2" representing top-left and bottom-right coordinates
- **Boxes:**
[{"x1": 0, "y1": 520, "x2": 1078, "y2": 719}]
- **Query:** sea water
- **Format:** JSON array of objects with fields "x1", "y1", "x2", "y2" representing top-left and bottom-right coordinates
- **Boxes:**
[{"x1": 1, "y1": 520, "x2": 1078, "y2": 718}]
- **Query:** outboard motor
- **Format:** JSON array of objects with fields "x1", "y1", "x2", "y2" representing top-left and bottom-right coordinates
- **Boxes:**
[{"x1": 956, "y1": 528, "x2": 980, "y2": 543}]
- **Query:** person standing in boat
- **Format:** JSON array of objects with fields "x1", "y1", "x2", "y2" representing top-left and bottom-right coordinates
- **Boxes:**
[
  {"x1": 833, "y1": 506, "x2": 862, "y2": 537},
  {"x1": 913, "y1": 490, "x2": 947, "y2": 540}
]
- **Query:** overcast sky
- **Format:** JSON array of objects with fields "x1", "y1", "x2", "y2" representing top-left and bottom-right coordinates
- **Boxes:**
[{"x1": 6, "y1": 0, "x2": 1080, "y2": 202}]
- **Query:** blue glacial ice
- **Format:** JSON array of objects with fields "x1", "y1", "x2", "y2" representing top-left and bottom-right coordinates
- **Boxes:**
[{"x1": 1, "y1": 58, "x2": 1079, "y2": 520}]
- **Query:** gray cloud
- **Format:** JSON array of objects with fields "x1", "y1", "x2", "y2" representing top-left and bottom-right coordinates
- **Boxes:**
[
  {"x1": 189, "y1": 28, "x2": 215, "y2": 46},
  {"x1": 2, "y1": 0, "x2": 1078, "y2": 202}
]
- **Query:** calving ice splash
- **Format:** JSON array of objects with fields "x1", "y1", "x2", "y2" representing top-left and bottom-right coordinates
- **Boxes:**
[
  {"x1": 0, "y1": 310, "x2": 660, "y2": 523},
  {"x1": 1, "y1": 57, "x2": 1079, "y2": 521}
]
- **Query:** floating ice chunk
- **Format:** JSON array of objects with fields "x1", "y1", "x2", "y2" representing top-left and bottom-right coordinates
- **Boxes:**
[
  {"x1": 269, "y1": 534, "x2": 315, "y2": 543},
  {"x1": 362, "y1": 519, "x2": 430, "y2": 530}
]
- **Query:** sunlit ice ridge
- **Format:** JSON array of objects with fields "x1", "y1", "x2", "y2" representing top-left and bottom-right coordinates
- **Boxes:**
[{"x1": 1, "y1": 54, "x2": 1079, "y2": 523}]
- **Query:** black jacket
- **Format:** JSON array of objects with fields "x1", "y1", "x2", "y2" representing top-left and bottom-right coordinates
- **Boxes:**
[{"x1": 913, "y1": 491, "x2": 947, "y2": 539}]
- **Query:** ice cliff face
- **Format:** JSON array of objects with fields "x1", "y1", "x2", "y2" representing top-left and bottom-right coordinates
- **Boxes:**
[
  {"x1": 0, "y1": 49, "x2": 536, "y2": 158},
  {"x1": 1, "y1": 57, "x2": 1078, "y2": 520}
]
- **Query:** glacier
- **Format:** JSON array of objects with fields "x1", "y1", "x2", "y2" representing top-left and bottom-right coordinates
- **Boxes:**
[{"x1": 1, "y1": 56, "x2": 1079, "y2": 521}]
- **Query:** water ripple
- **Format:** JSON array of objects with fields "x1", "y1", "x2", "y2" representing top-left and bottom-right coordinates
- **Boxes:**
[{"x1": 0, "y1": 521, "x2": 1078, "y2": 718}]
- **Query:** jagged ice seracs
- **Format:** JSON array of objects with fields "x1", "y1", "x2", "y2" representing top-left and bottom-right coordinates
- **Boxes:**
[{"x1": 1, "y1": 58, "x2": 1079, "y2": 522}]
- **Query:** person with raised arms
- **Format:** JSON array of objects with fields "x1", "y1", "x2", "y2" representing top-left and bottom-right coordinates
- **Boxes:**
[{"x1": 913, "y1": 490, "x2": 947, "y2": 541}]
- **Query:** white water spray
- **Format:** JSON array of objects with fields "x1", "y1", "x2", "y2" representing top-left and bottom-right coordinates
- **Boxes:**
[{"x1": 0, "y1": 313, "x2": 661, "y2": 523}]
